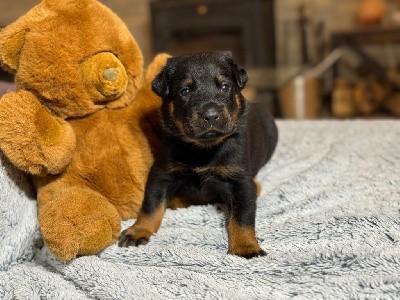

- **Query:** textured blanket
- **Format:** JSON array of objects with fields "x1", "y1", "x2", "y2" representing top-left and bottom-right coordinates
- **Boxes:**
[{"x1": 1, "y1": 120, "x2": 399, "y2": 299}]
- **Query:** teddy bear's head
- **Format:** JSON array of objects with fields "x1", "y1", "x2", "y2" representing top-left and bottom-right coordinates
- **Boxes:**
[{"x1": 0, "y1": 0, "x2": 143, "y2": 118}]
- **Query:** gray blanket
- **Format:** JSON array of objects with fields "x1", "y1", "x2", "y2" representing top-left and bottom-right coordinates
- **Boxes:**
[{"x1": 1, "y1": 120, "x2": 399, "y2": 299}]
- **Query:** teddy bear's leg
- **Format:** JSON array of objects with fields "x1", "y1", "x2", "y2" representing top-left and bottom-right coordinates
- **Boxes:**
[{"x1": 37, "y1": 181, "x2": 121, "y2": 261}]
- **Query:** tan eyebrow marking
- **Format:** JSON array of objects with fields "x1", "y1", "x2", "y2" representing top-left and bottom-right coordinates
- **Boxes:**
[
  {"x1": 184, "y1": 77, "x2": 194, "y2": 86},
  {"x1": 216, "y1": 74, "x2": 224, "y2": 84}
]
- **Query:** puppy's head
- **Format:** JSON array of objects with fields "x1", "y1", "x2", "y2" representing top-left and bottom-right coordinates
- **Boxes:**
[{"x1": 152, "y1": 51, "x2": 248, "y2": 148}]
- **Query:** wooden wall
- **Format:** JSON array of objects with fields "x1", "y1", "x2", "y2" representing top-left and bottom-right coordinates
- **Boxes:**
[{"x1": 1, "y1": 0, "x2": 398, "y2": 67}]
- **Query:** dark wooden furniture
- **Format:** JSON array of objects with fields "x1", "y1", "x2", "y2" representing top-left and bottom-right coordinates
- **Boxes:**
[
  {"x1": 331, "y1": 26, "x2": 400, "y2": 90},
  {"x1": 150, "y1": 0, "x2": 276, "y2": 68}
]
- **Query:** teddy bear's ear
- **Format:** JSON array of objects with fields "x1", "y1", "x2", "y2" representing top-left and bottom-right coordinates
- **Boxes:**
[
  {"x1": 42, "y1": 0, "x2": 98, "y2": 14},
  {"x1": 43, "y1": 0, "x2": 93, "y2": 10},
  {"x1": 0, "y1": 27, "x2": 29, "y2": 74}
]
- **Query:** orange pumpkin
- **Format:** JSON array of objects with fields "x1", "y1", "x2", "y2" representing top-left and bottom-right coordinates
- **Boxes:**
[{"x1": 357, "y1": 0, "x2": 386, "y2": 25}]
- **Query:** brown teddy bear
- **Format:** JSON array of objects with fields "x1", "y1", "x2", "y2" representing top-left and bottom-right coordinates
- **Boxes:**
[{"x1": 0, "y1": 0, "x2": 168, "y2": 261}]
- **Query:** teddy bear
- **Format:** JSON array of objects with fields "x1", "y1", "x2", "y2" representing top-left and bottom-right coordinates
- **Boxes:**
[{"x1": 0, "y1": 0, "x2": 168, "y2": 261}]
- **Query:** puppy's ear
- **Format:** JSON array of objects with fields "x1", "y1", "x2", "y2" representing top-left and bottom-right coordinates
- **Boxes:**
[
  {"x1": 231, "y1": 63, "x2": 248, "y2": 90},
  {"x1": 151, "y1": 66, "x2": 170, "y2": 98},
  {"x1": 221, "y1": 52, "x2": 248, "y2": 90},
  {"x1": 220, "y1": 51, "x2": 233, "y2": 59}
]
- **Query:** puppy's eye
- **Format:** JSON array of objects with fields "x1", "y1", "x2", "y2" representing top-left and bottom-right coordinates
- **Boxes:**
[
  {"x1": 179, "y1": 87, "x2": 190, "y2": 97},
  {"x1": 221, "y1": 83, "x2": 230, "y2": 92}
]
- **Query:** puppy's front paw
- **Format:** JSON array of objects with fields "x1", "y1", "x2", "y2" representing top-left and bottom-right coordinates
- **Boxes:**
[
  {"x1": 241, "y1": 249, "x2": 267, "y2": 259},
  {"x1": 228, "y1": 246, "x2": 267, "y2": 259},
  {"x1": 118, "y1": 226, "x2": 152, "y2": 247}
]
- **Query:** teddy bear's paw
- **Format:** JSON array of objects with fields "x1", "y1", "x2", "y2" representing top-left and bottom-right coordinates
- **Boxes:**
[
  {"x1": 0, "y1": 90, "x2": 76, "y2": 175},
  {"x1": 38, "y1": 186, "x2": 121, "y2": 261}
]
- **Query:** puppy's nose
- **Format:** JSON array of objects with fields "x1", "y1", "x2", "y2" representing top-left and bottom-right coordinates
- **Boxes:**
[{"x1": 201, "y1": 107, "x2": 221, "y2": 125}]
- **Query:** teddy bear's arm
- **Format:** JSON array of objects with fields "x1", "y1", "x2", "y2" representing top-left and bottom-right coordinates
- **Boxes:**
[{"x1": 0, "y1": 90, "x2": 76, "y2": 175}]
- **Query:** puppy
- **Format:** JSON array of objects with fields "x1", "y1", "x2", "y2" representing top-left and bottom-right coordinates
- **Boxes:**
[{"x1": 119, "y1": 51, "x2": 278, "y2": 258}]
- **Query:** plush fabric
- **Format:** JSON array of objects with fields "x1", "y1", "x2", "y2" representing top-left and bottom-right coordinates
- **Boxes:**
[{"x1": 1, "y1": 120, "x2": 399, "y2": 299}]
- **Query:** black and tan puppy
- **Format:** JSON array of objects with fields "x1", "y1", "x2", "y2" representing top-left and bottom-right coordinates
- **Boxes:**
[{"x1": 119, "y1": 51, "x2": 278, "y2": 258}]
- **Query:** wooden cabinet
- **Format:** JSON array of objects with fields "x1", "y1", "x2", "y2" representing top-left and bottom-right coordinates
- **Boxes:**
[{"x1": 150, "y1": 0, "x2": 276, "y2": 67}]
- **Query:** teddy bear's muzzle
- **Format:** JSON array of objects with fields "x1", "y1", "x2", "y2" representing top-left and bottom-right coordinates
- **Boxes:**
[
  {"x1": 81, "y1": 52, "x2": 129, "y2": 104},
  {"x1": 103, "y1": 67, "x2": 119, "y2": 82}
]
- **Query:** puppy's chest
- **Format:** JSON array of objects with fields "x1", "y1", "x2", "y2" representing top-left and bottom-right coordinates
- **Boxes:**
[
  {"x1": 165, "y1": 160, "x2": 241, "y2": 202},
  {"x1": 167, "y1": 144, "x2": 242, "y2": 179},
  {"x1": 166, "y1": 161, "x2": 243, "y2": 181}
]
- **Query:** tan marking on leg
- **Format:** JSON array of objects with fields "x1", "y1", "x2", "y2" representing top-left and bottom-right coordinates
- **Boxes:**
[
  {"x1": 120, "y1": 202, "x2": 166, "y2": 246},
  {"x1": 168, "y1": 195, "x2": 204, "y2": 209},
  {"x1": 227, "y1": 217, "x2": 264, "y2": 258}
]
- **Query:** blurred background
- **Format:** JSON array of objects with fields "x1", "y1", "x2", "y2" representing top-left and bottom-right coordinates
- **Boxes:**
[{"x1": 2, "y1": 0, "x2": 400, "y2": 119}]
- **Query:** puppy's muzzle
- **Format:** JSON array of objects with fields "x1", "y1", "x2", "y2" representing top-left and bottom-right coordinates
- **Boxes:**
[
  {"x1": 198, "y1": 102, "x2": 226, "y2": 127},
  {"x1": 186, "y1": 102, "x2": 233, "y2": 142},
  {"x1": 199, "y1": 106, "x2": 222, "y2": 126}
]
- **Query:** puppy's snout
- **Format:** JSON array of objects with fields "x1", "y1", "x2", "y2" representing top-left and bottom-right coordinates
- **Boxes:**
[{"x1": 200, "y1": 107, "x2": 221, "y2": 125}]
